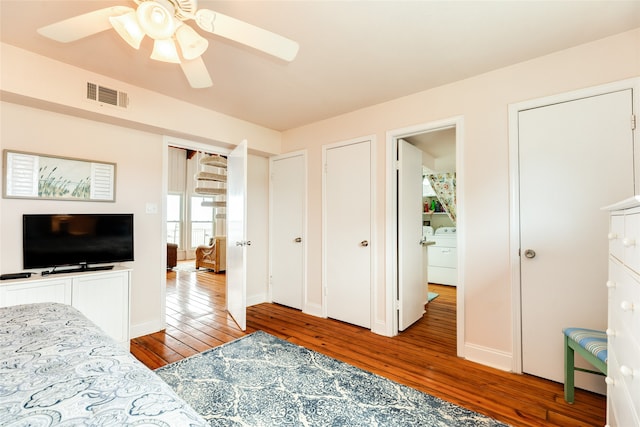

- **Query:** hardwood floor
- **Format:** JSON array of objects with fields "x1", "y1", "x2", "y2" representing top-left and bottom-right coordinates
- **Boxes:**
[{"x1": 131, "y1": 268, "x2": 606, "y2": 427}]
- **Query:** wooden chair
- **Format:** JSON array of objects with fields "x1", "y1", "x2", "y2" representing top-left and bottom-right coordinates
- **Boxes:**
[
  {"x1": 195, "y1": 236, "x2": 226, "y2": 273},
  {"x1": 563, "y1": 327, "x2": 607, "y2": 404}
]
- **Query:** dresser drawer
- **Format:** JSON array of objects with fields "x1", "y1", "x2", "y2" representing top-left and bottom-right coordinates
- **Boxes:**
[
  {"x1": 608, "y1": 263, "x2": 640, "y2": 343},
  {"x1": 609, "y1": 213, "x2": 624, "y2": 262},
  {"x1": 623, "y1": 212, "x2": 640, "y2": 274},
  {"x1": 607, "y1": 350, "x2": 640, "y2": 426}
]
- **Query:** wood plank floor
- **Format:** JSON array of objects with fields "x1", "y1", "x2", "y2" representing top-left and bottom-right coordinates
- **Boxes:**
[{"x1": 130, "y1": 268, "x2": 606, "y2": 427}]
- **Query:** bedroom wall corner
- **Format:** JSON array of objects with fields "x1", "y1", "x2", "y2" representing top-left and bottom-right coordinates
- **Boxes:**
[{"x1": 0, "y1": 101, "x2": 165, "y2": 338}]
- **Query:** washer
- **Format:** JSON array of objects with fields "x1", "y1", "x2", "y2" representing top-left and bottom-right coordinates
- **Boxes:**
[{"x1": 428, "y1": 227, "x2": 457, "y2": 286}]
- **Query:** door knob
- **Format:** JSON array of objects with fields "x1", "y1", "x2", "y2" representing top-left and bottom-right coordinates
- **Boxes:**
[
  {"x1": 360, "y1": 240, "x2": 369, "y2": 247},
  {"x1": 524, "y1": 249, "x2": 536, "y2": 259},
  {"x1": 294, "y1": 237, "x2": 302, "y2": 243}
]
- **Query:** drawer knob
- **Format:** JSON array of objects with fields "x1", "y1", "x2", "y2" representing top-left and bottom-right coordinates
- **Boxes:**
[
  {"x1": 623, "y1": 237, "x2": 636, "y2": 247},
  {"x1": 620, "y1": 300, "x2": 635, "y2": 312},
  {"x1": 606, "y1": 328, "x2": 616, "y2": 337},
  {"x1": 605, "y1": 376, "x2": 615, "y2": 386},
  {"x1": 620, "y1": 365, "x2": 634, "y2": 378},
  {"x1": 608, "y1": 232, "x2": 618, "y2": 240},
  {"x1": 606, "y1": 280, "x2": 617, "y2": 289}
]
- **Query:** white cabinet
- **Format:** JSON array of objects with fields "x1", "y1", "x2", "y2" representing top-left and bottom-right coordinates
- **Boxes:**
[
  {"x1": 605, "y1": 197, "x2": 640, "y2": 426},
  {"x1": 72, "y1": 271, "x2": 131, "y2": 348},
  {"x1": 0, "y1": 277, "x2": 72, "y2": 306},
  {"x1": 0, "y1": 268, "x2": 131, "y2": 350}
]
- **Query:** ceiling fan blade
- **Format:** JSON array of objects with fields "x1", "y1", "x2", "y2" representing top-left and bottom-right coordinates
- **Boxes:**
[
  {"x1": 37, "y1": 6, "x2": 133, "y2": 43},
  {"x1": 195, "y1": 9, "x2": 299, "y2": 62},
  {"x1": 180, "y1": 56, "x2": 213, "y2": 88}
]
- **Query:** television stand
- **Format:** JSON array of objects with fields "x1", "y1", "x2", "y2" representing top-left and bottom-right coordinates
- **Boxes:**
[
  {"x1": 0, "y1": 267, "x2": 132, "y2": 349},
  {"x1": 43, "y1": 265, "x2": 114, "y2": 276}
]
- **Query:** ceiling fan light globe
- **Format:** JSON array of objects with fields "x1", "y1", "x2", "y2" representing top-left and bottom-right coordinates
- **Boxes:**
[
  {"x1": 137, "y1": 0, "x2": 176, "y2": 40},
  {"x1": 151, "y1": 38, "x2": 181, "y2": 63},
  {"x1": 176, "y1": 25, "x2": 208, "y2": 60},
  {"x1": 109, "y1": 12, "x2": 144, "y2": 49}
]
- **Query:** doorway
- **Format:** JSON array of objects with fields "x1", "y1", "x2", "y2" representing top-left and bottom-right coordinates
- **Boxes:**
[
  {"x1": 162, "y1": 136, "x2": 233, "y2": 331},
  {"x1": 386, "y1": 117, "x2": 464, "y2": 356}
]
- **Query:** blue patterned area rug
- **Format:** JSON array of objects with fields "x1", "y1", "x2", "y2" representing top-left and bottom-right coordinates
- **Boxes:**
[{"x1": 155, "y1": 331, "x2": 509, "y2": 426}]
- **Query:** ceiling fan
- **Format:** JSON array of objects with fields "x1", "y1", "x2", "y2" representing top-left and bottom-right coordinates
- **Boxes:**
[{"x1": 37, "y1": 0, "x2": 299, "y2": 88}]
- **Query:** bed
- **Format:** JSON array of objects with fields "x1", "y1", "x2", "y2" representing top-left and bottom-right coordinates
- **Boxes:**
[{"x1": 0, "y1": 302, "x2": 208, "y2": 426}]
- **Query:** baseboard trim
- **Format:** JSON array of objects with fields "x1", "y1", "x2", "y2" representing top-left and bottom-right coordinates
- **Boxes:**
[
  {"x1": 464, "y1": 342, "x2": 513, "y2": 371},
  {"x1": 371, "y1": 319, "x2": 392, "y2": 337},
  {"x1": 247, "y1": 292, "x2": 268, "y2": 307},
  {"x1": 303, "y1": 302, "x2": 323, "y2": 318},
  {"x1": 130, "y1": 319, "x2": 165, "y2": 340}
]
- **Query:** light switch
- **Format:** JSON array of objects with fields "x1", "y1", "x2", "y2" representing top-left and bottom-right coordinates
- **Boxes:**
[{"x1": 145, "y1": 203, "x2": 158, "y2": 214}]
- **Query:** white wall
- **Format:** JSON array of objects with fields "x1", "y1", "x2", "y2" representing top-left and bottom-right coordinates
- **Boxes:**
[
  {"x1": 0, "y1": 102, "x2": 165, "y2": 335},
  {"x1": 0, "y1": 43, "x2": 282, "y2": 156},
  {"x1": 0, "y1": 45, "x2": 281, "y2": 338},
  {"x1": 281, "y1": 29, "x2": 640, "y2": 369},
  {"x1": 1, "y1": 27, "x2": 638, "y2": 371}
]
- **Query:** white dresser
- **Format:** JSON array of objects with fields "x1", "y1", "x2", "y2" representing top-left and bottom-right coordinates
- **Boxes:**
[
  {"x1": 0, "y1": 267, "x2": 132, "y2": 350},
  {"x1": 605, "y1": 197, "x2": 640, "y2": 427}
]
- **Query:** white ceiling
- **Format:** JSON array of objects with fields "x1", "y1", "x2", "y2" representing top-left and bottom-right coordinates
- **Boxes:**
[{"x1": 1, "y1": 1, "x2": 639, "y2": 131}]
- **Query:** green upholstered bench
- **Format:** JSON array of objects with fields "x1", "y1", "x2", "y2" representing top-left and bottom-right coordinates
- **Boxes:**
[{"x1": 563, "y1": 327, "x2": 607, "y2": 404}]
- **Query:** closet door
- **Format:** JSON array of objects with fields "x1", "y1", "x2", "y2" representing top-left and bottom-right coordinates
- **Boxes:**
[
  {"x1": 270, "y1": 153, "x2": 305, "y2": 310},
  {"x1": 519, "y1": 89, "x2": 634, "y2": 391},
  {"x1": 324, "y1": 139, "x2": 372, "y2": 328}
]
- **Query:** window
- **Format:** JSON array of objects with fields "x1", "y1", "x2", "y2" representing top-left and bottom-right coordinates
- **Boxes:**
[
  {"x1": 167, "y1": 194, "x2": 182, "y2": 245},
  {"x1": 190, "y1": 196, "x2": 215, "y2": 248}
]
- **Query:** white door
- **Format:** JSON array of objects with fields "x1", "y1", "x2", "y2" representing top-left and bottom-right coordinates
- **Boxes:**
[
  {"x1": 325, "y1": 140, "x2": 372, "y2": 328},
  {"x1": 270, "y1": 153, "x2": 305, "y2": 309},
  {"x1": 519, "y1": 90, "x2": 634, "y2": 390},
  {"x1": 227, "y1": 140, "x2": 248, "y2": 330},
  {"x1": 398, "y1": 139, "x2": 428, "y2": 331}
]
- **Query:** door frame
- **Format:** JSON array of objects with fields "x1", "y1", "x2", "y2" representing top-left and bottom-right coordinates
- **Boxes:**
[
  {"x1": 508, "y1": 77, "x2": 640, "y2": 373},
  {"x1": 322, "y1": 136, "x2": 376, "y2": 326},
  {"x1": 385, "y1": 116, "x2": 465, "y2": 357},
  {"x1": 268, "y1": 150, "x2": 308, "y2": 310}
]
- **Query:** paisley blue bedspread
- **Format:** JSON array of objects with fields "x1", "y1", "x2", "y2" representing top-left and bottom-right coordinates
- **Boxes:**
[{"x1": 0, "y1": 303, "x2": 208, "y2": 426}]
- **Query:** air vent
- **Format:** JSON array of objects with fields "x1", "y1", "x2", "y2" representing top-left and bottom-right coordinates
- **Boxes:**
[{"x1": 86, "y1": 82, "x2": 129, "y2": 108}]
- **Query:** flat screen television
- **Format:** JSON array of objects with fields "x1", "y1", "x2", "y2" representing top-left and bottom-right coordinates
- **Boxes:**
[{"x1": 23, "y1": 214, "x2": 134, "y2": 272}]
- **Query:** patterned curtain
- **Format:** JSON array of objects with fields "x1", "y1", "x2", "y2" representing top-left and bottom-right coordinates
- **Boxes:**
[{"x1": 427, "y1": 173, "x2": 456, "y2": 225}]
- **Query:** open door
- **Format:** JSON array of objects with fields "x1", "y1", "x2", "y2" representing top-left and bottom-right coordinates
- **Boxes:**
[
  {"x1": 226, "y1": 140, "x2": 248, "y2": 330},
  {"x1": 398, "y1": 139, "x2": 428, "y2": 330}
]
